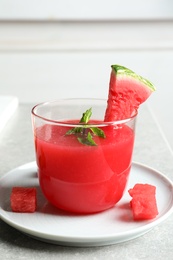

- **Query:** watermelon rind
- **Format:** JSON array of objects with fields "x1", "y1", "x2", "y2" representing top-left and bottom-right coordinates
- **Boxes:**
[{"x1": 111, "y1": 65, "x2": 156, "y2": 92}]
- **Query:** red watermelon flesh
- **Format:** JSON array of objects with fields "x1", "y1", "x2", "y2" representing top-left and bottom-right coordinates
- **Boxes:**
[
  {"x1": 11, "y1": 187, "x2": 37, "y2": 213},
  {"x1": 128, "y1": 184, "x2": 158, "y2": 220},
  {"x1": 104, "y1": 65, "x2": 156, "y2": 121}
]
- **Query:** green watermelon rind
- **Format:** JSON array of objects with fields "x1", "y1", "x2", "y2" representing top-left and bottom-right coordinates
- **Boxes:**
[{"x1": 111, "y1": 64, "x2": 156, "y2": 92}]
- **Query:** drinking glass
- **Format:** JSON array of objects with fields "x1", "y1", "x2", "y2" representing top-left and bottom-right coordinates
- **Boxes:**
[{"x1": 31, "y1": 99, "x2": 137, "y2": 213}]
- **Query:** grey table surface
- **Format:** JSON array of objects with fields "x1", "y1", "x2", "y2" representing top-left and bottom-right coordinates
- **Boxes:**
[{"x1": 0, "y1": 103, "x2": 173, "y2": 260}]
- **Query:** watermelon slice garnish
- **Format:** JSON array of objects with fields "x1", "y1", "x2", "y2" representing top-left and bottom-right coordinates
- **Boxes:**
[{"x1": 104, "y1": 65, "x2": 156, "y2": 121}]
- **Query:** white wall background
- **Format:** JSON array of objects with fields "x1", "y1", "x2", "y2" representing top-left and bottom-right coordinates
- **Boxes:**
[
  {"x1": 0, "y1": 0, "x2": 173, "y2": 21},
  {"x1": 0, "y1": 0, "x2": 173, "y2": 150}
]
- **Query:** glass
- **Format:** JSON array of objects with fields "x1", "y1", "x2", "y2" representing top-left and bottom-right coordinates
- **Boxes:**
[{"x1": 31, "y1": 98, "x2": 137, "y2": 214}]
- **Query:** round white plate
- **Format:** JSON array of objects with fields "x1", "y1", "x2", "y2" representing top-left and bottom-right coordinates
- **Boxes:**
[{"x1": 0, "y1": 162, "x2": 173, "y2": 247}]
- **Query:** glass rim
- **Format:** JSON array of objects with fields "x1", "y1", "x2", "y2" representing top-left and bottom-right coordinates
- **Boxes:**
[{"x1": 31, "y1": 98, "x2": 138, "y2": 127}]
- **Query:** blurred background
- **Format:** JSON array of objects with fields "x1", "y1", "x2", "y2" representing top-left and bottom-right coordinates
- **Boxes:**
[{"x1": 0, "y1": 0, "x2": 173, "y2": 151}]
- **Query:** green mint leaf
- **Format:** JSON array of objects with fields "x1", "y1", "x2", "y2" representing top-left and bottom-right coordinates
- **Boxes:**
[
  {"x1": 65, "y1": 107, "x2": 106, "y2": 146},
  {"x1": 65, "y1": 108, "x2": 92, "y2": 136},
  {"x1": 77, "y1": 132, "x2": 97, "y2": 146},
  {"x1": 65, "y1": 127, "x2": 82, "y2": 135},
  {"x1": 90, "y1": 127, "x2": 106, "y2": 138},
  {"x1": 65, "y1": 128, "x2": 77, "y2": 135},
  {"x1": 80, "y1": 108, "x2": 92, "y2": 123},
  {"x1": 86, "y1": 132, "x2": 97, "y2": 146}
]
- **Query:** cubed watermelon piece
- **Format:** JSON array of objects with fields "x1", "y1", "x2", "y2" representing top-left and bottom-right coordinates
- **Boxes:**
[
  {"x1": 11, "y1": 187, "x2": 37, "y2": 213},
  {"x1": 128, "y1": 184, "x2": 158, "y2": 220}
]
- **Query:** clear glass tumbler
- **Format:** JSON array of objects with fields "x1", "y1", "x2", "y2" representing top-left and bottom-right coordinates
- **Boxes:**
[{"x1": 31, "y1": 98, "x2": 137, "y2": 214}]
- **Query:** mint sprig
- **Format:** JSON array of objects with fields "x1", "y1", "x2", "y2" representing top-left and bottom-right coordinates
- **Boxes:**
[{"x1": 65, "y1": 108, "x2": 106, "y2": 146}]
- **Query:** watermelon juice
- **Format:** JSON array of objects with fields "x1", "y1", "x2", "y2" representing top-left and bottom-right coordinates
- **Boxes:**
[{"x1": 32, "y1": 99, "x2": 136, "y2": 214}]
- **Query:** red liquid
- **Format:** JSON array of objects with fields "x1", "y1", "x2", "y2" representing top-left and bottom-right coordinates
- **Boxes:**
[{"x1": 35, "y1": 121, "x2": 135, "y2": 213}]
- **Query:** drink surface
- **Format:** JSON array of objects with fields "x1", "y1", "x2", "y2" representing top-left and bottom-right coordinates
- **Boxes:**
[{"x1": 35, "y1": 120, "x2": 135, "y2": 213}]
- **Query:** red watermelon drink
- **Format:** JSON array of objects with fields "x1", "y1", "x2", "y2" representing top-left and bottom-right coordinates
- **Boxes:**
[
  {"x1": 32, "y1": 99, "x2": 136, "y2": 213},
  {"x1": 31, "y1": 65, "x2": 155, "y2": 214}
]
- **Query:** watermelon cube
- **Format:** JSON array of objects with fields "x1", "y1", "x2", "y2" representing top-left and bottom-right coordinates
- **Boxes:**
[
  {"x1": 128, "y1": 184, "x2": 158, "y2": 220},
  {"x1": 11, "y1": 187, "x2": 37, "y2": 213}
]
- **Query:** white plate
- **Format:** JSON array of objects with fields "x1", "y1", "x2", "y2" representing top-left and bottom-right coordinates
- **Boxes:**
[{"x1": 0, "y1": 162, "x2": 173, "y2": 247}]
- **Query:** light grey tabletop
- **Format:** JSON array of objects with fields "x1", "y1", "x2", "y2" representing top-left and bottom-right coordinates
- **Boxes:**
[{"x1": 0, "y1": 103, "x2": 173, "y2": 260}]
